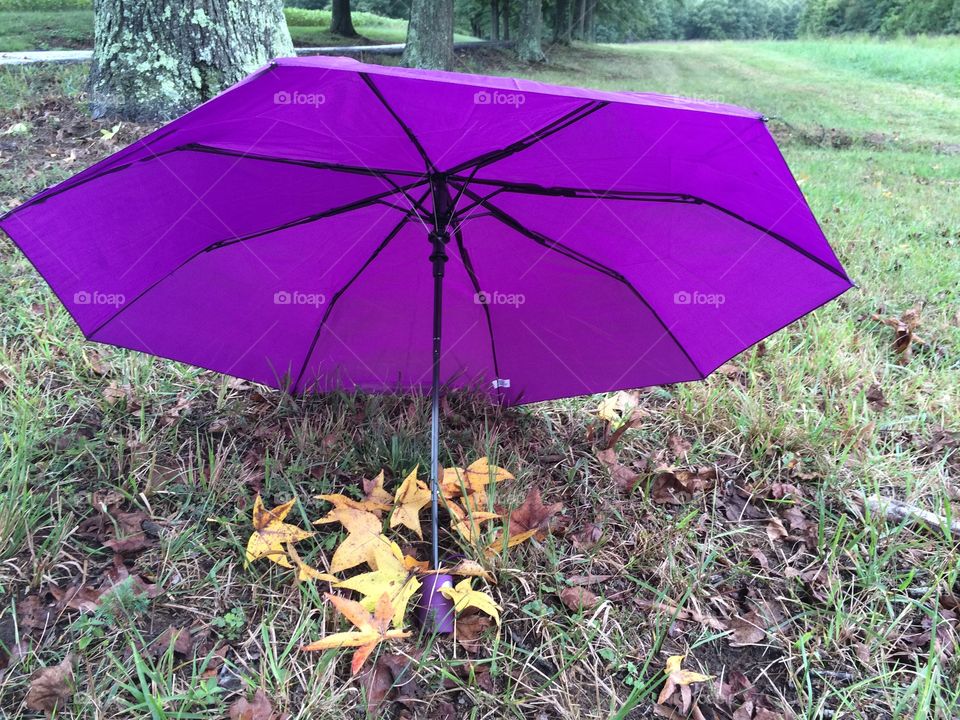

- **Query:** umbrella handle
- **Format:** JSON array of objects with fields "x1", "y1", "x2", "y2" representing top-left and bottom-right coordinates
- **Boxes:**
[{"x1": 418, "y1": 573, "x2": 455, "y2": 633}]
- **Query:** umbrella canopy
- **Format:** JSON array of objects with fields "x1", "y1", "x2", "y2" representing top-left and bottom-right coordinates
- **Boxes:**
[
  {"x1": 1, "y1": 56, "x2": 851, "y2": 406},
  {"x1": 1, "y1": 56, "x2": 851, "y2": 625}
]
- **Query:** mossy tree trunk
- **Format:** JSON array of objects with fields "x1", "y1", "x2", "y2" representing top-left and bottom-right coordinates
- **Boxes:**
[
  {"x1": 90, "y1": 0, "x2": 294, "y2": 121},
  {"x1": 330, "y1": 0, "x2": 358, "y2": 37},
  {"x1": 402, "y1": 0, "x2": 453, "y2": 70},
  {"x1": 517, "y1": 0, "x2": 544, "y2": 61}
]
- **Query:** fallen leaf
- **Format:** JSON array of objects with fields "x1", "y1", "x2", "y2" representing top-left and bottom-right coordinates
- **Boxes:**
[
  {"x1": 285, "y1": 542, "x2": 338, "y2": 583},
  {"x1": 454, "y1": 610, "x2": 494, "y2": 653},
  {"x1": 596, "y1": 448, "x2": 641, "y2": 492},
  {"x1": 102, "y1": 509, "x2": 153, "y2": 554},
  {"x1": 362, "y1": 470, "x2": 394, "y2": 510},
  {"x1": 390, "y1": 466, "x2": 432, "y2": 539},
  {"x1": 668, "y1": 434, "x2": 692, "y2": 459},
  {"x1": 334, "y1": 539, "x2": 421, "y2": 628},
  {"x1": 657, "y1": 655, "x2": 713, "y2": 712},
  {"x1": 448, "y1": 500, "x2": 499, "y2": 545},
  {"x1": 245, "y1": 496, "x2": 313, "y2": 568},
  {"x1": 149, "y1": 625, "x2": 193, "y2": 657},
  {"x1": 440, "y1": 578, "x2": 500, "y2": 625},
  {"x1": 314, "y1": 499, "x2": 385, "y2": 573},
  {"x1": 559, "y1": 586, "x2": 600, "y2": 611},
  {"x1": 444, "y1": 559, "x2": 495, "y2": 583},
  {"x1": 302, "y1": 593, "x2": 410, "y2": 675},
  {"x1": 315, "y1": 492, "x2": 391, "y2": 516},
  {"x1": 872, "y1": 305, "x2": 923, "y2": 364},
  {"x1": 25, "y1": 654, "x2": 74, "y2": 714},
  {"x1": 727, "y1": 611, "x2": 767, "y2": 646},
  {"x1": 228, "y1": 688, "x2": 280, "y2": 720},
  {"x1": 508, "y1": 487, "x2": 563, "y2": 540},
  {"x1": 651, "y1": 466, "x2": 717, "y2": 504}
]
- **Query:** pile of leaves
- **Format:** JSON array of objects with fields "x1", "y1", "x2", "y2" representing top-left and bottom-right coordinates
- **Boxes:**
[{"x1": 244, "y1": 458, "x2": 550, "y2": 678}]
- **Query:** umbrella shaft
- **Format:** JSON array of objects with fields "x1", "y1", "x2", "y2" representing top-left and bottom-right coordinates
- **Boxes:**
[{"x1": 429, "y1": 174, "x2": 452, "y2": 571}]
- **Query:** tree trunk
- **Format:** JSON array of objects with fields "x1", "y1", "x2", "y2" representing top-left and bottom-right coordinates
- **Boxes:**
[
  {"x1": 585, "y1": 0, "x2": 597, "y2": 42},
  {"x1": 553, "y1": 0, "x2": 570, "y2": 43},
  {"x1": 573, "y1": 0, "x2": 585, "y2": 39},
  {"x1": 503, "y1": 0, "x2": 511, "y2": 40},
  {"x1": 89, "y1": 0, "x2": 293, "y2": 121},
  {"x1": 330, "y1": 0, "x2": 358, "y2": 37},
  {"x1": 517, "y1": 0, "x2": 544, "y2": 61},
  {"x1": 490, "y1": 0, "x2": 500, "y2": 41},
  {"x1": 402, "y1": 0, "x2": 454, "y2": 70}
]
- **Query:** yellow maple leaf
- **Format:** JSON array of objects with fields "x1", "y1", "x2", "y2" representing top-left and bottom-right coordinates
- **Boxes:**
[
  {"x1": 657, "y1": 655, "x2": 714, "y2": 711},
  {"x1": 434, "y1": 559, "x2": 495, "y2": 583},
  {"x1": 334, "y1": 539, "x2": 421, "y2": 628},
  {"x1": 286, "y1": 542, "x2": 338, "y2": 583},
  {"x1": 301, "y1": 593, "x2": 409, "y2": 675},
  {"x1": 315, "y1": 492, "x2": 391, "y2": 514},
  {"x1": 448, "y1": 500, "x2": 499, "y2": 545},
  {"x1": 442, "y1": 458, "x2": 514, "y2": 499},
  {"x1": 314, "y1": 499, "x2": 386, "y2": 573},
  {"x1": 245, "y1": 496, "x2": 313, "y2": 568},
  {"x1": 363, "y1": 470, "x2": 394, "y2": 509},
  {"x1": 484, "y1": 527, "x2": 539, "y2": 558},
  {"x1": 389, "y1": 466, "x2": 432, "y2": 539},
  {"x1": 440, "y1": 578, "x2": 501, "y2": 625}
]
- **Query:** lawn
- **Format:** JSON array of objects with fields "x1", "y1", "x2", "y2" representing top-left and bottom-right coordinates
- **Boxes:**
[
  {"x1": 1, "y1": 37, "x2": 959, "y2": 719},
  {"x1": 0, "y1": 7, "x2": 479, "y2": 51}
]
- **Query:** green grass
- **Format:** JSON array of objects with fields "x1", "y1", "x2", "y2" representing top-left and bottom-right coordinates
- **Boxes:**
[
  {"x1": 1, "y1": 36, "x2": 960, "y2": 719},
  {"x1": 0, "y1": 7, "x2": 479, "y2": 51},
  {"x1": 0, "y1": 10, "x2": 90, "y2": 51}
]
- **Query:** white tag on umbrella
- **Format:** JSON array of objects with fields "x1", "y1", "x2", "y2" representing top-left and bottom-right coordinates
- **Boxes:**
[{"x1": 491, "y1": 378, "x2": 510, "y2": 389}]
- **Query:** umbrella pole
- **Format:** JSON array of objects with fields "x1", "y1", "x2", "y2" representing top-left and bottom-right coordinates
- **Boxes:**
[{"x1": 419, "y1": 176, "x2": 455, "y2": 632}]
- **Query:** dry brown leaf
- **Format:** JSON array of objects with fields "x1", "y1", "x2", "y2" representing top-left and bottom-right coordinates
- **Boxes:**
[
  {"x1": 652, "y1": 466, "x2": 717, "y2": 504},
  {"x1": 728, "y1": 612, "x2": 767, "y2": 646},
  {"x1": 454, "y1": 610, "x2": 495, "y2": 654},
  {"x1": 508, "y1": 487, "x2": 563, "y2": 540},
  {"x1": 228, "y1": 688, "x2": 282, "y2": 720},
  {"x1": 149, "y1": 625, "x2": 193, "y2": 657},
  {"x1": 25, "y1": 654, "x2": 74, "y2": 714},
  {"x1": 596, "y1": 448, "x2": 641, "y2": 492},
  {"x1": 873, "y1": 305, "x2": 923, "y2": 364},
  {"x1": 559, "y1": 586, "x2": 600, "y2": 611}
]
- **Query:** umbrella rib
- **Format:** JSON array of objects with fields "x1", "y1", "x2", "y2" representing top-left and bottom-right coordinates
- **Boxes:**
[
  {"x1": 449, "y1": 178, "x2": 849, "y2": 281},
  {"x1": 86, "y1": 182, "x2": 424, "y2": 340},
  {"x1": 180, "y1": 143, "x2": 427, "y2": 178},
  {"x1": 289, "y1": 213, "x2": 414, "y2": 394},
  {"x1": 452, "y1": 225, "x2": 503, "y2": 397},
  {"x1": 442, "y1": 100, "x2": 609, "y2": 176},
  {"x1": 360, "y1": 72, "x2": 436, "y2": 174},
  {"x1": 1, "y1": 142, "x2": 426, "y2": 221},
  {"x1": 454, "y1": 184, "x2": 706, "y2": 380}
]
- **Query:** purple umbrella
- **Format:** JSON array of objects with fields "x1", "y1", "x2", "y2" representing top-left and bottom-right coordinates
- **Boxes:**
[{"x1": 0, "y1": 56, "x2": 851, "y2": 627}]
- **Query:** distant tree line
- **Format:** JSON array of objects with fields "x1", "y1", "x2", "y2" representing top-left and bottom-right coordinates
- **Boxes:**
[
  {"x1": 288, "y1": 0, "x2": 960, "y2": 41},
  {"x1": 799, "y1": 0, "x2": 960, "y2": 35}
]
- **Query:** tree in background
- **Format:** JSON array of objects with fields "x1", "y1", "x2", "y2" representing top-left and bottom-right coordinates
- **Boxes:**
[
  {"x1": 331, "y1": 0, "x2": 358, "y2": 37},
  {"x1": 90, "y1": 0, "x2": 293, "y2": 121},
  {"x1": 403, "y1": 0, "x2": 454, "y2": 69},
  {"x1": 517, "y1": 0, "x2": 546, "y2": 60}
]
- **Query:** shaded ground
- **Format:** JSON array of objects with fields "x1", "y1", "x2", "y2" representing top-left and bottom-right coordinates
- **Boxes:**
[{"x1": 1, "y1": 38, "x2": 959, "y2": 719}]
